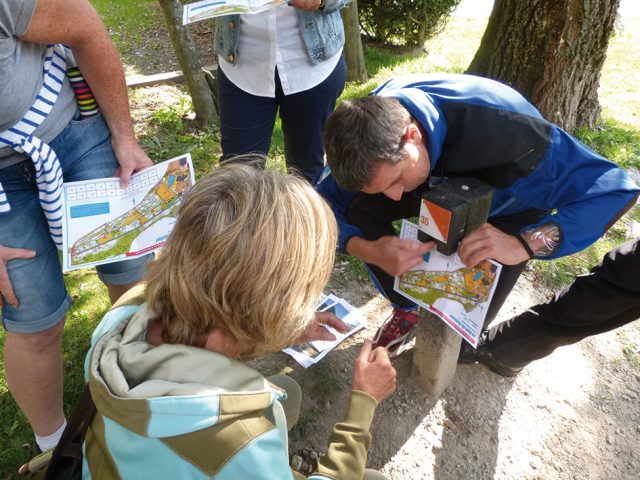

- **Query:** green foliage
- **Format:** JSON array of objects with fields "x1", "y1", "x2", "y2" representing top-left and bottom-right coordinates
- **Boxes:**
[
  {"x1": 137, "y1": 94, "x2": 220, "y2": 179},
  {"x1": 574, "y1": 120, "x2": 640, "y2": 170},
  {"x1": 358, "y1": 0, "x2": 462, "y2": 47},
  {"x1": 267, "y1": 118, "x2": 286, "y2": 171}
]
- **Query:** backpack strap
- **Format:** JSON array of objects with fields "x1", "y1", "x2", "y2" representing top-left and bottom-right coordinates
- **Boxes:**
[{"x1": 43, "y1": 384, "x2": 97, "y2": 480}]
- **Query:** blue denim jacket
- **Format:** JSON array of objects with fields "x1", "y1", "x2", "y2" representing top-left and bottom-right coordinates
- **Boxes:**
[{"x1": 215, "y1": 0, "x2": 352, "y2": 65}]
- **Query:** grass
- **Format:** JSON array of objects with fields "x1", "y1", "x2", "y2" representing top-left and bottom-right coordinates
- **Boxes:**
[
  {"x1": 1, "y1": 7, "x2": 639, "y2": 479},
  {"x1": 134, "y1": 93, "x2": 220, "y2": 178},
  {"x1": 0, "y1": 271, "x2": 108, "y2": 479},
  {"x1": 90, "y1": 0, "x2": 163, "y2": 58},
  {"x1": 575, "y1": 120, "x2": 640, "y2": 170}
]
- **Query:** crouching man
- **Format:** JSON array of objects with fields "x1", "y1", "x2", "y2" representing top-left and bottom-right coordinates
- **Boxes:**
[{"x1": 318, "y1": 73, "x2": 638, "y2": 356}]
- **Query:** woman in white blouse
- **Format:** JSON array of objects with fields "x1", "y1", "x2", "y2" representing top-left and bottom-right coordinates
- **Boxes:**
[{"x1": 215, "y1": 0, "x2": 351, "y2": 182}]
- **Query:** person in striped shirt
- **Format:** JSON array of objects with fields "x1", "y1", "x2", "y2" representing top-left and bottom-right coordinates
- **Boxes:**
[{"x1": 0, "y1": 0, "x2": 152, "y2": 455}]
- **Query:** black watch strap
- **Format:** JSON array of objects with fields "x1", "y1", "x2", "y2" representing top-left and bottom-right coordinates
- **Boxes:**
[{"x1": 514, "y1": 234, "x2": 535, "y2": 259}]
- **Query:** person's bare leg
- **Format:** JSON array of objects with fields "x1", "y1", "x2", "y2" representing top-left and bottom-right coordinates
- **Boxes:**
[
  {"x1": 105, "y1": 280, "x2": 140, "y2": 304},
  {"x1": 4, "y1": 318, "x2": 65, "y2": 437}
]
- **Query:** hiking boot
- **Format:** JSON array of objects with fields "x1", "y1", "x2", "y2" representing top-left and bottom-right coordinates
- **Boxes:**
[
  {"x1": 372, "y1": 307, "x2": 419, "y2": 358},
  {"x1": 458, "y1": 341, "x2": 522, "y2": 377}
]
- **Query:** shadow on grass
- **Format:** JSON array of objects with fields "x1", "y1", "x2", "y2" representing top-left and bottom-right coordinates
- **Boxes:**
[
  {"x1": 94, "y1": 0, "x2": 215, "y2": 77},
  {"x1": 364, "y1": 43, "x2": 424, "y2": 78}
]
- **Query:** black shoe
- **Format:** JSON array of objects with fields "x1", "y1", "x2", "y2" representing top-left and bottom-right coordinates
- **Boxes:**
[{"x1": 458, "y1": 342, "x2": 522, "y2": 378}]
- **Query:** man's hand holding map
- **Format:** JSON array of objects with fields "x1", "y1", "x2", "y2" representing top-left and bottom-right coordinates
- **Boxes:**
[{"x1": 393, "y1": 220, "x2": 502, "y2": 347}]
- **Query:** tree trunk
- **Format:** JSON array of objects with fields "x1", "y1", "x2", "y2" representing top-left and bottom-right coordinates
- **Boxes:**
[
  {"x1": 341, "y1": 1, "x2": 368, "y2": 83},
  {"x1": 157, "y1": 0, "x2": 218, "y2": 128},
  {"x1": 467, "y1": 0, "x2": 620, "y2": 131}
]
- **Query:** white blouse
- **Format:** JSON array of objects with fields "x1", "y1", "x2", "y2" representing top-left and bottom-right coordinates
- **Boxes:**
[{"x1": 218, "y1": 5, "x2": 342, "y2": 98}]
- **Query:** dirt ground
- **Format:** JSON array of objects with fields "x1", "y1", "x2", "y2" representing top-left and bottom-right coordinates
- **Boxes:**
[
  {"x1": 267, "y1": 269, "x2": 640, "y2": 480},
  {"x1": 122, "y1": 10, "x2": 640, "y2": 479}
]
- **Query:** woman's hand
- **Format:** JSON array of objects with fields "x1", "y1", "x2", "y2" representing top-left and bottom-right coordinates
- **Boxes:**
[
  {"x1": 288, "y1": 0, "x2": 323, "y2": 12},
  {"x1": 112, "y1": 139, "x2": 153, "y2": 189},
  {"x1": 0, "y1": 244, "x2": 36, "y2": 308},
  {"x1": 293, "y1": 311, "x2": 348, "y2": 344},
  {"x1": 351, "y1": 340, "x2": 396, "y2": 402}
]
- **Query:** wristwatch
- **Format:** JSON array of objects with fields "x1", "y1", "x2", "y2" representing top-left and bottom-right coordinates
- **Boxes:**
[{"x1": 520, "y1": 222, "x2": 562, "y2": 258}]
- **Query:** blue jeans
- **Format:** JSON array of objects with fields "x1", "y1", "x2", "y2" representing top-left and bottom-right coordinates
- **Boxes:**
[
  {"x1": 217, "y1": 55, "x2": 347, "y2": 182},
  {"x1": 0, "y1": 112, "x2": 151, "y2": 333}
]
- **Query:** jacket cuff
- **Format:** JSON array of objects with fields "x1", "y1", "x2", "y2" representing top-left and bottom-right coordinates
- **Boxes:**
[
  {"x1": 310, "y1": 390, "x2": 378, "y2": 479},
  {"x1": 321, "y1": 0, "x2": 349, "y2": 14},
  {"x1": 339, "y1": 227, "x2": 362, "y2": 253},
  {"x1": 344, "y1": 390, "x2": 378, "y2": 429}
]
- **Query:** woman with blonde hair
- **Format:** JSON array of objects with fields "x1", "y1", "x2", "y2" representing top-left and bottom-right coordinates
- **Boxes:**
[{"x1": 81, "y1": 163, "x2": 395, "y2": 479}]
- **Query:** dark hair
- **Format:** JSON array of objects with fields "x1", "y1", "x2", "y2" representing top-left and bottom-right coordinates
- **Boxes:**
[{"x1": 324, "y1": 96, "x2": 411, "y2": 191}]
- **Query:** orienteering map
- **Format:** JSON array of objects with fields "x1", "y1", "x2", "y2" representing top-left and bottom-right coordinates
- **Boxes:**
[
  {"x1": 62, "y1": 154, "x2": 194, "y2": 272},
  {"x1": 393, "y1": 220, "x2": 502, "y2": 347}
]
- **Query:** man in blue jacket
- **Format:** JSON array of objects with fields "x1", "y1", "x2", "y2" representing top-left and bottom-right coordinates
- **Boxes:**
[{"x1": 317, "y1": 73, "x2": 638, "y2": 357}]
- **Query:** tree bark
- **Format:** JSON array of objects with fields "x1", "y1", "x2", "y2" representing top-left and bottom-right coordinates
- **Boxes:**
[
  {"x1": 157, "y1": 0, "x2": 218, "y2": 128},
  {"x1": 341, "y1": 1, "x2": 368, "y2": 83},
  {"x1": 467, "y1": 0, "x2": 620, "y2": 131}
]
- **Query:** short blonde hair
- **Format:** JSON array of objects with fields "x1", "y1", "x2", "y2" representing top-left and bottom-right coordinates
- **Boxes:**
[{"x1": 144, "y1": 162, "x2": 337, "y2": 357}]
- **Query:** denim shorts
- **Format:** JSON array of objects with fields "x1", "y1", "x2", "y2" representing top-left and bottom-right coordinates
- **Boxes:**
[{"x1": 0, "y1": 112, "x2": 152, "y2": 333}]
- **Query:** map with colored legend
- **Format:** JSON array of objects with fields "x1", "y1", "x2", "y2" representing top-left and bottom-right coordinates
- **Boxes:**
[
  {"x1": 393, "y1": 220, "x2": 502, "y2": 347},
  {"x1": 62, "y1": 154, "x2": 195, "y2": 272}
]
